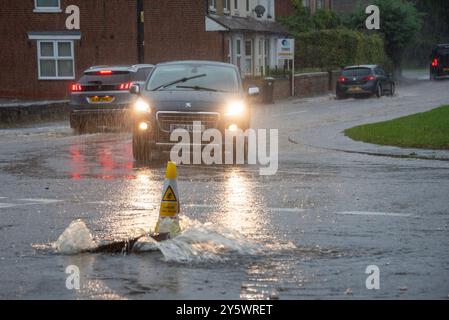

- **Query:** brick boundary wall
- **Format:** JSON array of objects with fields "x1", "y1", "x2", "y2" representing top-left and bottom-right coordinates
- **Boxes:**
[
  {"x1": 244, "y1": 71, "x2": 341, "y2": 103},
  {"x1": 0, "y1": 102, "x2": 70, "y2": 126}
]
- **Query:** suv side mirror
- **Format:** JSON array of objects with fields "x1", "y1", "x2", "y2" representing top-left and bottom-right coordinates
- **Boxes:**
[
  {"x1": 248, "y1": 87, "x2": 260, "y2": 97},
  {"x1": 130, "y1": 84, "x2": 141, "y2": 95}
]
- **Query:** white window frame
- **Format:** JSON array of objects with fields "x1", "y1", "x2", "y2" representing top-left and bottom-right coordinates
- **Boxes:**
[
  {"x1": 33, "y1": 0, "x2": 62, "y2": 13},
  {"x1": 37, "y1": 40, "x2": 75, "y2": 80},
  {"x1": 209, "y1": 0, "x2": 217, "y2": 12},
  {"x1": 223, "y1": 0, "x2": 231, "y2": 13},
  {"x1": 233, "y1": 0, "x2": 240, "y2": 16},
  {"x1": 236, "y1": 39, "x2": 242, "y2": 73},
  {"x1": 244, "y1": 39, "x2": 253, "y2": 76}
]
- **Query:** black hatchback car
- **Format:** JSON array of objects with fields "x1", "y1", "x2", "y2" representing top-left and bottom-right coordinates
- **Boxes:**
[
  {"x1": 69, "y1": 64, "x2": 154, "y2": 133},
  {"x1": 430, "y1": 44, "x2": 449, "y2": 80},
  {"x1": 336, "y1": 65, "x2": 395, "y2": 99},
  {"x1": 129, "y1": 60, "x2": 259, "y2": 162}
]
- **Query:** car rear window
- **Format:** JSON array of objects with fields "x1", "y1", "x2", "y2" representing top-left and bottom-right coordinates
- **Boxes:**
[
  {"x1": 342, "y1": 68, "x2": 372, "y2": 77},
  {"x1": 436, "y1": 48, "x2": 449, "y2": 56},
  {"x1": 79, "y1": 71, "x2": 131, "y2": 85}
]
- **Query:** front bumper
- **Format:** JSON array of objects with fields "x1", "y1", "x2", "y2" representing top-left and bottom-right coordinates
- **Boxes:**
[{"x1": 133, "y1": 110, "x2": 249, "y2": 149}]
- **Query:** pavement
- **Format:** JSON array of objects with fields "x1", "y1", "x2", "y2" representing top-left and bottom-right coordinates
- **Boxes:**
[{"x1": 0, "y1": 71, "x2": 448, "y2": 300}]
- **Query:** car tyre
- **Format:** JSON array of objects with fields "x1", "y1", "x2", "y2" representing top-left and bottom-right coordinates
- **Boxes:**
[
  {"x1": 375, "y1": 83, "x2": 382, "y2": 98},
  {"x1": 133, "y1": 134, "x2": 152, "y2": 163},
  {"x1": 389, "y1": 82, "x2": 395, "y2": 97},
  {"x1": 336, "y1": 92, "x2": 347, "y2": 100},
  {"x1": 70, "y1": 114, "x2": 86, "y2": 135}
]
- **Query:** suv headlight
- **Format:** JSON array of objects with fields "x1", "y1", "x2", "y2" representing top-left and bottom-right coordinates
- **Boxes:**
[
  {"x1": 226, "y1": 101, "x2": 245, "y2": 116},
  {"x1": 135, "y1": 98, "x2": 151, "y2": 113}
]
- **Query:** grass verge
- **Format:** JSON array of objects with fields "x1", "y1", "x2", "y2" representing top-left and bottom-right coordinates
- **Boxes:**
[{"x1": 344, "y1": 105, "x2": 449, "y2": 150}]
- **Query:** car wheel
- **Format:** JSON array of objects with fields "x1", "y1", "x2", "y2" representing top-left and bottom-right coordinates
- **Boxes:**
[
  {"x1": 70, "y1": 115, "x2": 85, "y2": 135},
  {"x1": 389, "y1": 83, "x2": 395, "y2": 97},
  {"x1": 336, "y1": 92, "x2": 347, "y2": 100},
  {"x1": 132, "y1": 134, "x2": 152, "y2": 162},
  {"x1": 375, "y1": 83, "x2": 382, "y2": 98}
]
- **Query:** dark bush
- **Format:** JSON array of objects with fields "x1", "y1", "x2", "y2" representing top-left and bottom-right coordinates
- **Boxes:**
[{"x1": 295, "y1": 29, "x2": 391, "y2": 72}]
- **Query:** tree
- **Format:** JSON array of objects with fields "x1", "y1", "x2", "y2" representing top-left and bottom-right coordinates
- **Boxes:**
[
  {"x1": 347, "y1": 0, "x2": 422, "y2": 77},
  {"x1": 279, "y1": 0, "x2": 313, "y2": 34},
  {"x1": 280, "y1": 0, "x2": 341, "y2": 35},
  {"x1": 403, "y1": 0, "x2": 449, "y2": 67}
]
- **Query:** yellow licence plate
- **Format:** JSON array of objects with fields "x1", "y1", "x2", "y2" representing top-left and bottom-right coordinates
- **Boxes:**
[
  {"x1": 348, "y1": 87, "x2": 363, "y2": 93},
  {"x1": 88, "y1": 96, "x2": 113, "y2": 103}
]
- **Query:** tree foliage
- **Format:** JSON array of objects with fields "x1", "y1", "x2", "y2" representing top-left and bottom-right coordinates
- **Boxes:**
[
  {"x1": 346, "y1": 0, "x2": 422, "y2": 75},
  {"x1": 280, "y1": 0, "x2": 341, "y2": 34},
  {"x1": 295, "y1": 29, "x2": 389, "y2": 72}
]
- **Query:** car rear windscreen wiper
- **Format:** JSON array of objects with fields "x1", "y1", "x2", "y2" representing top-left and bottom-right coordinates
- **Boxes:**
[
  {"x1": 176, "y1": 85, "x2": 218, "y2": 92},
  {"x1": 152, "y1": 74, "x2": 207, "y2": 91}
]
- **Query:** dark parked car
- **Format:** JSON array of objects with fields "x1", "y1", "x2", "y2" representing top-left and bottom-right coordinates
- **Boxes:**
[
  {"x1": 336, "y1": 65, "x2": 395, "y2": 99},
  {"x1": 129, "y1": 60, "x2": 259, "y2": 162},
  {"x1": 69, "y1": 64, "x2": 154, "y2": 133},
  {"x1": 430, "y1": 44, "x2": 449, "y2": 80}
]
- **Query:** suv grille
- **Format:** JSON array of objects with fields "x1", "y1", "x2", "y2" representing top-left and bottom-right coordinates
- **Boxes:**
[{"x1": 156, "y1": 112, "x2": 220, "y2": 133}]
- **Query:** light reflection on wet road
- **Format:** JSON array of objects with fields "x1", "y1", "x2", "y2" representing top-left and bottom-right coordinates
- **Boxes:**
[{"x1": 0, "y1": 77, "x2": 448, "y2": 299}]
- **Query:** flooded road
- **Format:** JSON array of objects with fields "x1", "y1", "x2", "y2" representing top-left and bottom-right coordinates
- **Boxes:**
[{"x1": 0, "y1": 77, "x2": 448, "y2": 299}]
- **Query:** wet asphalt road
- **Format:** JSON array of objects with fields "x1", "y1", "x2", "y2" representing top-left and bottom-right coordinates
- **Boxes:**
[{"x1": 0, "y1": 74, "x2": 448, "y2": 300}]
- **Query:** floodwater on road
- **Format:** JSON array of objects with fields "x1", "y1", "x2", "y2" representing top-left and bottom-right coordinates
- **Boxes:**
[{"x1": 0, "y1": 77, "x2": 448, "y2": 299}]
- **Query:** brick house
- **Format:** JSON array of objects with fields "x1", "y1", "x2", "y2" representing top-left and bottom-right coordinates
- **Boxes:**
[
  {"x1": 206, "y1": 0, "x2": 289, "y2": 77},
  {"x1": 0, "y1": 0, "x2": 228, "y2": 100},
  {"x1": 276, "y1": 0, "x2": 333, "y2": 18}
]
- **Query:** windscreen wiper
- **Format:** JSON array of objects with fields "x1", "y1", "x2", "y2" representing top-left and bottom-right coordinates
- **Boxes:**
[
  {"x1": 176, "y1": 85, "x2": 218, "y2": 92},
  {"x1": 152, "y1": 74, "x2": 207, "y2": 91}
]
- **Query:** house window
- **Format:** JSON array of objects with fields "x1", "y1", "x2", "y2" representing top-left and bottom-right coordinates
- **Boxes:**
[
  {"x1": 37, "y1": 40, "x2": 75, "y2": 80},
  {"x1": 236, "y1": 39, "x2": 242, "y2": 73},
  {"x1": 223, "y1": 0, "x2": 230, "y2": 12},
  {"x1": 34, "y1": 0, "x2": 62, "y2": 13},
  {"x1": 244, "y1": 40, "x2": 253, "y2": 76},
  {"x1": 316, "y1": 0, "x2": 325, "y2": 9},
  {"x1": 227, "y1": 39, "x2": 232, "y2": 63},
  {"x1": 246, "y1": 0, "x2": 250, "y2": 12},
  {"x1": 209, "y1": 0, "x2": 216, "y2": 12},
  {"x1": 302, "y1": 0, "x2": 310, "y2": 8}
]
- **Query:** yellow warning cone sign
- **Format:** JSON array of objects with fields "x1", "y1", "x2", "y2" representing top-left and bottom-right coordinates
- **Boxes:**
[{"x1": 154, "y1": 161, "x2": 181, "y2": 238}]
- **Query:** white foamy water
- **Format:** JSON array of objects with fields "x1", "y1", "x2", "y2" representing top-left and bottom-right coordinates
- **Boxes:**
[
  {"x1": 133, "y1": 217, "x2": 262, "y2": 263},
  {"x1": 46, "y1": 217, "x2": 266, "y2": 262},
  {"x1": 53, "y1": 219, "x2": 96, "y2": 254}
]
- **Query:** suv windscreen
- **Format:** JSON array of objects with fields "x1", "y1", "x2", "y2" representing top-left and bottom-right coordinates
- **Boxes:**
[
  {"x1": 342, "y1": 68, "x2": 372, "y2": 77},
  {"x1": 147, "y1": 65, "x2": 239, "y2": 92},
  {"x1": 132, "y1": 67, "x2": 153, "y2": 82}
]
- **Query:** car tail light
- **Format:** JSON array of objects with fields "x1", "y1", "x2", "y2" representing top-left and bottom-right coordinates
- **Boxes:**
[
  {"x1": 98, "y1": 70, "x2": 113, "y2": 75},
  {"x1": 432, "y1": 58, "x2": 439, "y2": 67},
  {"x1": 71, "y1": 84, "x2": 82, "y2": 92},
  {"x1": 338, "y1": 76, "x2": 347, "y2": 83},
  {"x1": 363, "y1": 76, "x2": 376, "y2": 81},
  {"x1": 118, "y1": 82, "x2": 132, "y2": 90}
]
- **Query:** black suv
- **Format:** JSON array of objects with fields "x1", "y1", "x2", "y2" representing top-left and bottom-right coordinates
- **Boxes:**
[
  {"x1": 129, "y1": 60, "x2": 259, "y2": 162},
  {"x1": 430, "y1": 44, "x2": 449, "y2": 80},
  {"x1": 336, "y1": 65, "x2": 395, "y2": 99},
  {"x1": 69, "y1": 64, "x2": 154, "y2": 133}
]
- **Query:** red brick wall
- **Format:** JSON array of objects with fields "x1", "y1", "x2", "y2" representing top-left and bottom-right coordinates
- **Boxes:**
[
  {"x1": 0, "y1": 0, "x2": 224, "y2": 100},
  {"x1": 294, "y1": 72, "x2": 330, "y2": 97},
  {"x1": 0, "y1": 0, "x2": 138, "y2": 100},
  {"x1": 143, "y1": 0, "x2": 224, "y2": 64},
  {"x1": 275, "y1": 0, "x2": 294, "y2": 18}
]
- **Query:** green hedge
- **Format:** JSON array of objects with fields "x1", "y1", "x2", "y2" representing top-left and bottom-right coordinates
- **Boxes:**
[{"x1": 295, "y1": 29, "x2": 391, "y2": 72}]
